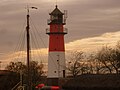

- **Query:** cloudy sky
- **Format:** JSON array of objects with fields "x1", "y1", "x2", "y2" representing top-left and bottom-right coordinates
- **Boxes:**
[{"x1": 0, "y1": 0, "x2": 120, "y2": 69}]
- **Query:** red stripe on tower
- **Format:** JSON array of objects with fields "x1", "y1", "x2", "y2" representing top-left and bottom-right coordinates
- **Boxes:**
[{"x1": 49, "y1": 24, "x2": 65, "y2": 51}]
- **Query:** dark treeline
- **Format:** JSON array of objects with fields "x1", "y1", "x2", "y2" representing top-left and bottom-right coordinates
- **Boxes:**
[
  {"x1": 63, "y1": 41, "x2": 120, "y2": 90},
  {"x1": 5, "y1": 61, "x2": 45, "y2": 89}
]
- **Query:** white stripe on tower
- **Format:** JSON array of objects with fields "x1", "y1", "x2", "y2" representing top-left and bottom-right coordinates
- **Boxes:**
[{"x1": 48, "y1": 52, "x2": 65, "y2": 78}]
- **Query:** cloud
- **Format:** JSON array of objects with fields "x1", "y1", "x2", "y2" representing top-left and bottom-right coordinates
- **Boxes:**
[
  {"x1": 66, "y1": 31, "x2": 120, "y2": 52},
  {"x1": 1, "y1": 31, "x2": 120, "y2": 68},
  {"x1": 0, "y1": 48, "x2": 48, "y2": 69},
  {"x1": 0, "y1": 29, "x2": 8, "y2": 36},
  {"x1": 3, "y1": 30, "x2": 118, "y2": 58}
]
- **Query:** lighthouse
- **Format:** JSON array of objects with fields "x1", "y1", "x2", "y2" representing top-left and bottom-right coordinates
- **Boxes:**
[{"x1": 46, "y1": 5, "x2": 68, "y2": 85}]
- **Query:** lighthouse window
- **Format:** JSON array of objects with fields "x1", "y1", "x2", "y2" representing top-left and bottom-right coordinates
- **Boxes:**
[{"x1": 51, "y1": 15, "x2": 58, "y2": 20}]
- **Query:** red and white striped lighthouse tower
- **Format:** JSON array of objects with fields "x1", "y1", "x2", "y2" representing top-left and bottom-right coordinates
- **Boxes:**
[{"x1": 46, "y1": 5, "x2": 67, "y2": 85}]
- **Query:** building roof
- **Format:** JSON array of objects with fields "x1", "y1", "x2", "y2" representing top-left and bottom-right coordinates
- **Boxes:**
[
  {"x1": 63, "y1": 74, "x2": 120, "y2": 88},
  {"x1": 0, "y1": 70, "x2": 12, "y2": 75},
  {"x1": 0, "y1": 70, "x2": 20, "y2": 90},
  {"x1": 50, "y1": 5, "x2": 64, "y2": 15}
]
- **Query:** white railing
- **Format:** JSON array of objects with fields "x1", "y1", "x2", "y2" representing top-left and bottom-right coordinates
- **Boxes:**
[
  {"x1": 46, "y1": 28, "x2": 68, "y2": 34},
  {"x1": 47, "y1": 19, "x2": 51, "y2": 24},
  {"x1": 47, "y1": 19, "x2": 66, "y2": 25}
]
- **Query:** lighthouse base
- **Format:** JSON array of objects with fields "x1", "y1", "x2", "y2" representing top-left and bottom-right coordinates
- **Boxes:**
[{"x1": 47, "y1": 78, "x2": 59, "y2": 86}]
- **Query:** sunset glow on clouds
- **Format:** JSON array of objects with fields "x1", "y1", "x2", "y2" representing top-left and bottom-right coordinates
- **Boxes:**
[
  {"x1": 66, "y1": 31, "x2": 120, "y2": 52},
  {"x1": 0, "y1": 48, "x2": 48, "y2": 69},
  {"x1": 1, "y1": 31, "x2": 120, "y2": 69}
]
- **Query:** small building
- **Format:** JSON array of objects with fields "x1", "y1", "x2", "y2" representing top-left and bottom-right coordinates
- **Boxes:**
[
  {"x1": 63, "y1": 74, "x2": 120, "y2": 90},
  {"x1": 0, "y1": 70, "x2": 20, "y2": 90}
]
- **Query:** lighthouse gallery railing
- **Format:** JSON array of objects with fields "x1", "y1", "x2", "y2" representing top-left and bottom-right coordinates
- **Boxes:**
[{"x1": 46, "y1": 28, "x2": 68, "y2": 35}]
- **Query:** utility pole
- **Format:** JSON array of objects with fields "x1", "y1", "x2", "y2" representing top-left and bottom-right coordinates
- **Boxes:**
[
  {"x1": 26, "y1": 6, "x2": 37, "y2": 90},
  {"x1": 26, "y1": 7, "x2": 31, "y2": 90}
]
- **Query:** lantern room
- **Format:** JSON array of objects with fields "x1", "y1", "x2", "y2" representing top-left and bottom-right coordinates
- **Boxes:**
[{"x1": 48, "y1": 5, "x2": 67, "y2": 25}]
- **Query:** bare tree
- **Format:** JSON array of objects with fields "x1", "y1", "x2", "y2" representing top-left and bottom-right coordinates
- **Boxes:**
[
  {"x1": 6, "y1": 62, "x2": 26, "y2": 73},
  {"x1": 95, "y1": 45, "x2": 120, "y2": 74},
  {"x1": 67, "y1": 51, "x2": 84, "y2": 77},
  {"x1": 95, "y1": 46, "x2": 113, "y2": 74}
]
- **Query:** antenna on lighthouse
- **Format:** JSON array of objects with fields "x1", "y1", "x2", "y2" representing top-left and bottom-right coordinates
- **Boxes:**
[
  {"x1": 64, "y1": 10, "x2": 68, "y2": 24},
  {"x1": 55, "y1": 0, "x2": 58, "y2": 6}
]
